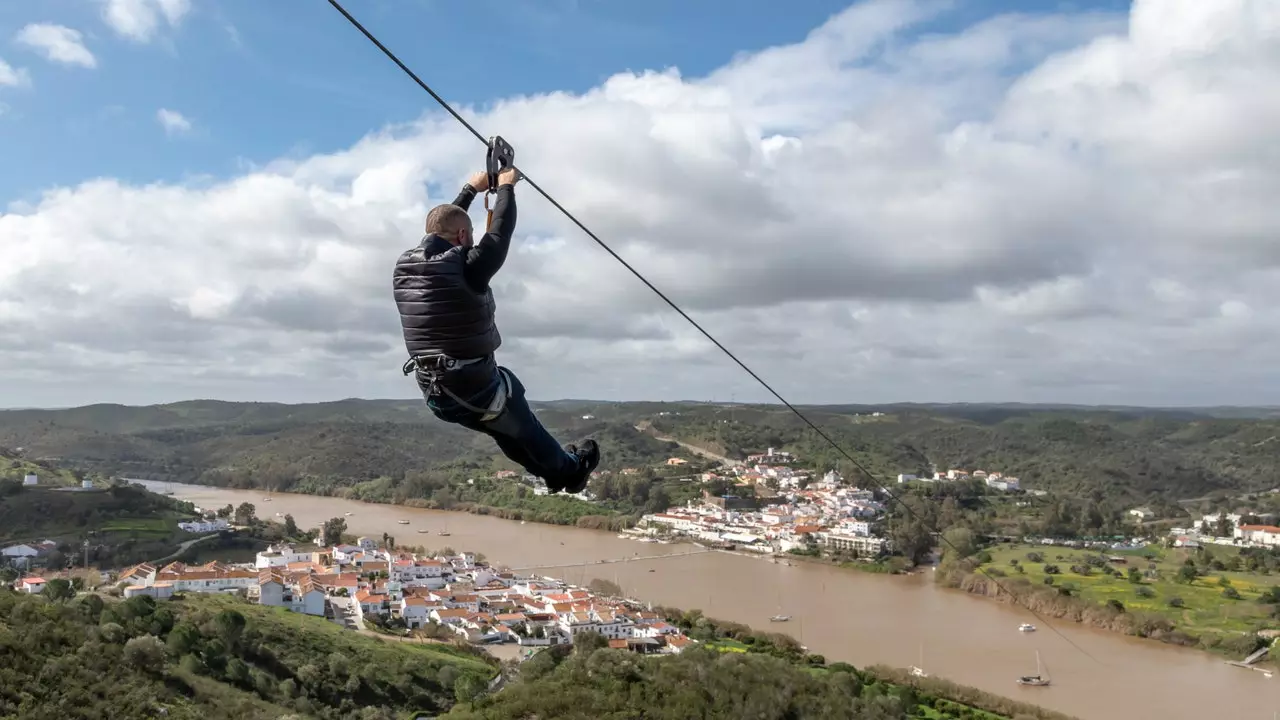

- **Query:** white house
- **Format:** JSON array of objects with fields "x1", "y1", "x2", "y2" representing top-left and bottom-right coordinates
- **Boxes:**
[
  {"x1": 398, "y1": 596, "x2": 432, "y2": 628},
  {"x1": 255, "y1": 544, "x2": 325, "y2": 569},
  {"x1": 1129, "y1": 508, "x2": 1155, "y2": 520},
  {"x1": 124, "y1": 582, "x2": 175, "y2": 600},
  {"x1": 287, "y1": 580, "x2": 326, "y2": 616},
  {"x1": 23, "y1": 473, "x2": 37, "y2": 486},
  {"x1": 258, "y1": 572, "x2": 285, "y2": 607},
  {"x1": 1236, "y1": 525, "x2": 1280, "y2": 547},
  {"x1": 178, "y1": 518, "x2": 230, "y2": 533},
  {"x1": 20, "y1": 577, "x2": 46, "y2": 593}
]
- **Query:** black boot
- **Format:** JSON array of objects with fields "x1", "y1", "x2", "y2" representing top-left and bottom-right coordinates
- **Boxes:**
[{"x1": 561, "y1": 439, "x2": 600, "y2": 494}]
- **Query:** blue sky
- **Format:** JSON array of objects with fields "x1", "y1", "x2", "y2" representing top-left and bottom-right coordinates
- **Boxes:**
[{"x1": 0, "y1": 0, "x2": 1127, "y2": 204}]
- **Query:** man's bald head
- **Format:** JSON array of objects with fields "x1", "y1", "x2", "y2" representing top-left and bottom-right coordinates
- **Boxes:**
[{"x1": 426, "y1": 204, "x2": 474, "y2": 247}]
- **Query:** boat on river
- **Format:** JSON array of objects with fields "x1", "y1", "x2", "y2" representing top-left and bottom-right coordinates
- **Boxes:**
[{"x1": 1017, "y1": 651, "x2": 1051, "y2": 686}]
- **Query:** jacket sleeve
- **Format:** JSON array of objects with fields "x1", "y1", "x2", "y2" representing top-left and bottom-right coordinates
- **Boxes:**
[
  {"x1": 453, "y1": 184, "x2": 478, "y2": 210},
  {"x1": 463, "y1": 184, "x2": 516, "y2": 291}
]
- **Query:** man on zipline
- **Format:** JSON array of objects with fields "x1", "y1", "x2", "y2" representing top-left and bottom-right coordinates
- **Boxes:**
[{"x1": 394, "y1": 159, "x2": 601, "y2": 494}]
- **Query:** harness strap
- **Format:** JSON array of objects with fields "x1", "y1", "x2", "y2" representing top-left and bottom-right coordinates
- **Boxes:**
[{"x1": 403, "y1": 355, "x2": 510, "y2": 423}]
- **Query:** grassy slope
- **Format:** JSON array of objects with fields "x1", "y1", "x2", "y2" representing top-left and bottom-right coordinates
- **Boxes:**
[
  {"x1": 0, "y1": 452, "x2": 79, "y2": 486},
  {"x1": 0, "y1": 590, "x2": 498, "y2": 720},
  {"x1": 979, "y1": 543, "x2": 1280, "y2": 636}
]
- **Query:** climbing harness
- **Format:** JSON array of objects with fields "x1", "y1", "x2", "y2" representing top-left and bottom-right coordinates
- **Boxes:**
[
  {"x1": 402, "y1": 354, "x2": 512, "y2": 423},
  {"x1": 327, "y1": 0, "x2": 1103, "y2": 666},
  {"x1": 484, "y1": 136, "x2": 515, "y2": 232}
]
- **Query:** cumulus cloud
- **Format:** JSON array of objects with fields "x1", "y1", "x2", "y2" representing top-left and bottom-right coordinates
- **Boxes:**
[
  {"x1": 15, "y1": 24, "x2": 97, "y2": 69},
  {"x1": 156, "y1": 108, "x2": 192, "y2": 135},
  {"x1": 3, "y1": 0, "x2": 1280, "y2": 408},
  {"x1": 98, "y1": 0, "x2": 190, "y2": 43},
  {"x1": 0, "y1": 57, "x2": 31, "y2": 87}
]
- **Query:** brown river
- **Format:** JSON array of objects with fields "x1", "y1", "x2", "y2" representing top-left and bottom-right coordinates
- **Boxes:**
[{"x1": 148, "y1": 481, "x2": 1279, "y2": 720}]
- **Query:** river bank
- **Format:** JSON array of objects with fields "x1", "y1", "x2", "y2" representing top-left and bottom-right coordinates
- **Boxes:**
[
  {"x1": 943, "y1": 542, "x2": 1280, "y2": 665},
  {"x1": 139, "y1": 479, "x2": 1280, "y2": 720},
  {"x1": 169, "y1": 477, "x2": 1274, "y2": 664}
]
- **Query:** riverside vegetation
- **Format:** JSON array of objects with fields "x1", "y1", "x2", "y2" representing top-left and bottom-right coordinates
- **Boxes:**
[{"x1": 0, "y1": 589, "x2": 1072, "y2": 720}]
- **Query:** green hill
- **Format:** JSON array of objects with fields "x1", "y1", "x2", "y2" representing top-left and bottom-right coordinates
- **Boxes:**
[
  {"x1": 0, "y1": 449, "x2": 81, "y2": 487},
  {"x1": 1, "y1": 400, "x2": 1279, "y2": 504},
  {"x1": 0, "y1": 480, "x2": 202, "y2": 568},
  {"x1": 0, "y1": 589, "x2": 1070, "y2": 720},
  {"x1": 0, "y1": 590, "x2": 497, "y2": 720}
]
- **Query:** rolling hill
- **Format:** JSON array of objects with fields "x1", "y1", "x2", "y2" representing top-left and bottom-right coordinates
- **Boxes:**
[{"x1": 1, "y1": 399, "x2": 1278, "y2": 504}]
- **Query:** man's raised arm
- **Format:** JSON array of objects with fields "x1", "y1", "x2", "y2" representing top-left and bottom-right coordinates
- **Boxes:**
[{"x1": 464, "y1": 168, "x2": 520, "y2": 291}]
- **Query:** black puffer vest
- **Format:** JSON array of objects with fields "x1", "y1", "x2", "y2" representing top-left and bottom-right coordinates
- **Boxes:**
[{"x1": 393, "y1": 235, "x2": 502, "y2": 359}]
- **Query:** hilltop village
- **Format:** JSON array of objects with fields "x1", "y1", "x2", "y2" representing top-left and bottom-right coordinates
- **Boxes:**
[{"x1": 10, "y1": 532, "x2": 694, "y2": 656}]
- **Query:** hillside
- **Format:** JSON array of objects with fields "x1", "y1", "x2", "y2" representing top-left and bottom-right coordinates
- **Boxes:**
[
  {"x1": 1, "y1": 399, "x2": 1278, "y2": 503},
  {"x1": 0, "y1": 449, "x2": 81, "y2": 487},
  {"x1": 0, "y1": 481, "x2": 200, "y2": 568},
  {"x1": 0, "y1": 590, "x2": 1071, "y2": 720},
  {"x1": 0, "y1": 590, "x2": 496, "y2": 720}
]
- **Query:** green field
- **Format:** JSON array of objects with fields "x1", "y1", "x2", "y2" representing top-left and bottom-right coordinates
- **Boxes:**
[{"x1": 979, "y1": 542, "x2": 1280, "y2": 635}]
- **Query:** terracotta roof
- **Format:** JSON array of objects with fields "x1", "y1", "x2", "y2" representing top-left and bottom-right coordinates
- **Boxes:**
[{"x1": 1240, "y1": 525, "x2": 1280, "y2": 533}]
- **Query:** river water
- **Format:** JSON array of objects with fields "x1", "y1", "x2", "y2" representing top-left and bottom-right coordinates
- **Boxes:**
[{"x1": 145, "y1": 481, "x2": 1279, "y2": 720}]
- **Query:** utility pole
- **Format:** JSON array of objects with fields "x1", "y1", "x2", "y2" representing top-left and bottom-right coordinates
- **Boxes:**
[{"x1": 82, "y1": 539, "x2": 89, "y2": 569}]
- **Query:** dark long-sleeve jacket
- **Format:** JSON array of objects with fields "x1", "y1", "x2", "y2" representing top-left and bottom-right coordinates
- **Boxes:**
[{"x1": 392, "y1": 183, "x2": 517, "y2": 362}]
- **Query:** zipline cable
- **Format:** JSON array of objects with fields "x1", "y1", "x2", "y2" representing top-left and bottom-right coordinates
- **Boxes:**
[{"x1": 323, "y1": 0, "x2": 1103, "y2": 666}]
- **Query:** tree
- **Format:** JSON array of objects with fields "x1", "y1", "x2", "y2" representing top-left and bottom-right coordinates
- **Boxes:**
[
  {"x1": 234, "y1": 502, "x2": 256, "y2": 525},
  {"x1": 574, "y1": 631, "x2": 609, "y2": 655},
  {"x1": 888, "y1": 517, "x2": 934, "y2": 566},
  {"x1": 283, "y1": 514, "x2": 299, "y2": 537},
  {"x1": 216, "y1": 504, "x2": 233, "y2": 518},
  {"x1": 322, "y1": 517, "x2": 348, "y2": 546},
  {"x1": 1215, "y1": 513, "x2": 1235, "y2": 538},
  {"x1": 454, "y1": 673, "x2": 486, "y2": 704},
  {"x1": 43, "y1": 577, "x2": 74, "y2": 601},
  {"x1": 123, "y1": 634, "x2": 167, "y2": 674},
  {"x1": 168, "y1": 621, "x2": 202, "y2": 656},
  {"x1": 940, "y1": 526, "x2": 977, "y2": 564},
  {"x1": 215, "y1": 609, "x2": 247, "y2": 649}
]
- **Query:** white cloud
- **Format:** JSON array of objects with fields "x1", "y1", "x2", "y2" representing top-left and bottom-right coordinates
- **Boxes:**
[
  {"x1": 156, "y1": 108, "x2": 192, "y2": 135},
  {"x1": 15, "y1": 24, "x2": 97, "y2": 69},
  {"x1": 0, "y1": 58, "x2": 32, "y2": 88},
  {"x1": 2, "y1": 0, "x2": 1280, "y2": 408},
  {"x1": 99, "y1": 0, "x2": 190, "y2": 43}
]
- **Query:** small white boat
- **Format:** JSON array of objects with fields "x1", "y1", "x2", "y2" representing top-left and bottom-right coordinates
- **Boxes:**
[
  {"x1": 1019, "y1": 623, "x2": 1037, "y2": 632},
  {"x1": 397, "y1": 520, "x2": 409, "y2": 525},
  {"x1": 910, "y1": 643, "x2": 928, "y2": 677},
  {"x1": 1017, "y1": 651, "x2": 1051, "y2": 686},
  {"x1": 345, "y1": 512, "x2": 352, "y2": 516},
  {"x1": 769, "y1": 614, "x2": 791, "y2": 622}
]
